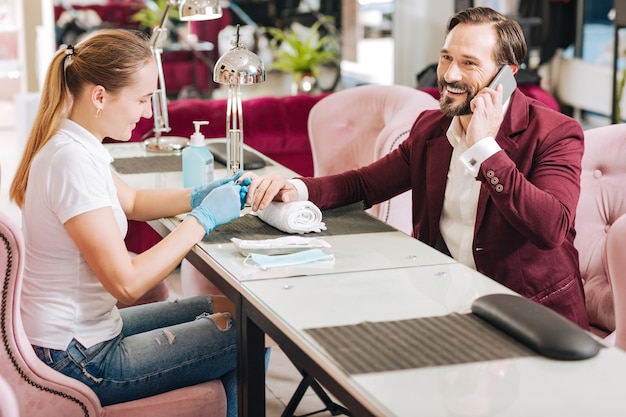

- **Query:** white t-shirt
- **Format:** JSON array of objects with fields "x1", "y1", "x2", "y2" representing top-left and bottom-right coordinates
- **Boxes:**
[{"x1": 21, "y1": 119, "x2": 128, "y2": 350}]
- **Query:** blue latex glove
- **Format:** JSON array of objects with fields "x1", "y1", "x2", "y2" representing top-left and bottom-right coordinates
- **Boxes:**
[
  {"x1": 189, "y1": 182, "x2": 242, "y2": 235},
  {"x1": 239, "y1": 177, "x2": 252, "y2": 209},
  {"x1": 190, "y1": 171, "x2": 244, "y2": 208}
]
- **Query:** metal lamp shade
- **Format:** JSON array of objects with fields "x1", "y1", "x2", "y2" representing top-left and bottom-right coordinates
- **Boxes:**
[
  {"x1": 213, "y1": 46, "x2": 266, "y2": 86},
  {"x1": 213, "y1": 27, "x2": 265, "y2": 174},
  {"x1": 179, "y1": 0, "x2": 222, "y2": 21}
]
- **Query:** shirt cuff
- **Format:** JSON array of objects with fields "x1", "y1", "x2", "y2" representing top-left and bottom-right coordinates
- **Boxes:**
[
  {"x1": 460, "y1": 137, "x2": 501, "y2": 177},
  {"x1": 287, "y1": 179, "x2": 309, "y2": 201}
]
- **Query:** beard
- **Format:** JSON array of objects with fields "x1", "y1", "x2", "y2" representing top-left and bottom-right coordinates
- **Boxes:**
[{"x1": 438, "y1": 79, "x2": 475, "y2": 117}]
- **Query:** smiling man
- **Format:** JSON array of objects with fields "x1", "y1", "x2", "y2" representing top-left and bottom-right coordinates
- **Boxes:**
[{"x1": 247, "y1": 7, "x2": 588, "y2": 329}]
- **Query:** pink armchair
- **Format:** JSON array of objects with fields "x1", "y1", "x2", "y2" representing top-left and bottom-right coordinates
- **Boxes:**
[
  {"x1": 0, "y1": 211, "x2": 226, "y2": 417},
  {"x1": 307, "y1": 84, "x2": 439, "y2": 234},
  {"x1": 575, "y1": 123, "x2": 626, "y2": 337},
  {"x1": 606, "y1": 213, "x2": 626, "y2": 348},
  {"x1": 0, "y1": 375, "x2": 19, "y2": 417}
]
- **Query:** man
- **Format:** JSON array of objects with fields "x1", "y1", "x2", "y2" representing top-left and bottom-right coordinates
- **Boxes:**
[{"x1": 246, "y1": 7, "x2": 588, "y2": 329}]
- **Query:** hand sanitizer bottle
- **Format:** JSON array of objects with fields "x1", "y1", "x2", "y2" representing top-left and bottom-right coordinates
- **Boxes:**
[{"x1": 183, "y1": 121, "x2": 214, "y2": 188}]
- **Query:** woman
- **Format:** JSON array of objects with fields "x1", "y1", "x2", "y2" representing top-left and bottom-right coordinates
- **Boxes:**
[{"x1": 10, "y1": 29, "x2": 243, "y2": 416}]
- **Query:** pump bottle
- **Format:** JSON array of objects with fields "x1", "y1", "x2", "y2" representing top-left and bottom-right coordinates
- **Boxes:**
[{"x1": 182, "y1": 121, "x2": 214, "y2": 188}]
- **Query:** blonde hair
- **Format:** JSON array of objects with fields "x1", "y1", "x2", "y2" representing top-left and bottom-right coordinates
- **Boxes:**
[{"x1": 10, "y1": 29, "x2": 153, "y2": 208}]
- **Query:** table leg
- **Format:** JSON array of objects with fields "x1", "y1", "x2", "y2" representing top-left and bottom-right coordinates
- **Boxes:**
[{"x1": 238, "y1": 298, "x2": 267, "y2": 417}]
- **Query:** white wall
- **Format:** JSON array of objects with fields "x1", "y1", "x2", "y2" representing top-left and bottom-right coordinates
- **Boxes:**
[
  {"x1": 393, "y1": 0, "x2": 454, "y2": 86},
  {"x1": 24, "y1": 0, "x2": 55, "y2": 92}
]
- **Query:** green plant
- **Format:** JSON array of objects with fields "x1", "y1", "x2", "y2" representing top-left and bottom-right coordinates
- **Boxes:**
[
  {"x1": 131, "y1": 0, "x2": 180, "y2": 33},
  {"x1": 264, "y1": 17, "x2": 339, "y2": 81}
]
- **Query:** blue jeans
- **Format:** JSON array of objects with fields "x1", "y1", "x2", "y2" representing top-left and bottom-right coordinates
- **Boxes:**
[{"x1": 34, "y1": 296, "x2": 238, "y2": 417}]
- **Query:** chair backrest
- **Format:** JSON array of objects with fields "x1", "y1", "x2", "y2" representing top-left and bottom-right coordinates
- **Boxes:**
[
  {"x1": 307, "y1": 84, "x2": 439, "y2": 234},
  {"x1": 575, "y1": 124, "x2": 626, "y2": 336},
  {"x1": 606, "y1": 213, "x2": 626, "y2": 349},
  {"x1": 0, "y1": 212, "x2": 99, "y2": 417}
]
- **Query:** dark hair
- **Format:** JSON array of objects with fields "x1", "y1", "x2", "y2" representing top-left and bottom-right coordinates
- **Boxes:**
[
  {"x1": 447, "y1": 7, "x2": 527, "y2": 67},
  {"x1": 10, "y1": 29, "x2": 153, "y2": 207}
]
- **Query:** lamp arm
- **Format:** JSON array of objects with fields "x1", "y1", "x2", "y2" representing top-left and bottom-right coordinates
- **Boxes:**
[
  {"x1": 150, "y1": 1, "x2": 176, "y2": 138},
  {"x1": 227, "y1": 1, "x2": 263, "y2": 39}
]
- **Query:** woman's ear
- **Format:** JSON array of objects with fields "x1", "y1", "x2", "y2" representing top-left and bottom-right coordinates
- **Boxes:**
[{"x1": 91, "y1": 84, "x2": 106, "y2": 108}]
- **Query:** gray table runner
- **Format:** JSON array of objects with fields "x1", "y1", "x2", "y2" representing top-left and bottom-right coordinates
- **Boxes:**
[
  {"x1": 112, "y1": 155, "x2": 184, "y2": 174},
  {"x1": 205, "y1": 203, "x2": 397, "y2": 244},
  {"x1": 112, "y1": 154, "x2": 273, "y2": 174},
  {"x1": 112, "y1": 155, "x2": 229, "y2": 174},
  {"x1": 304, "y1": 313, "x2": 536, "y2": 374}
]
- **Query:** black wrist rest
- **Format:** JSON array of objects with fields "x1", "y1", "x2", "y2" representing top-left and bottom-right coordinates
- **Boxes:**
[{"x1": 471, "y1": 294, "x2": 600, "y2": 360}]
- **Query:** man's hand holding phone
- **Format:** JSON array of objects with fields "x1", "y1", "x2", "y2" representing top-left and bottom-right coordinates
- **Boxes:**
[{"x1": 466, "y1": 65, "x2": 517, "y2": 146}]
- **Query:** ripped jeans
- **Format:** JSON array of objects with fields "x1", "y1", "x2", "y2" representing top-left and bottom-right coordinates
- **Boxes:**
[{"x1": 33, "y1": 296, "x2": 238, "y2": 417}]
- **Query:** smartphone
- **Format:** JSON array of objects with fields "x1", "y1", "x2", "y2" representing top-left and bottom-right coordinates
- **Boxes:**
[{"x1": 488, "y1": 65, "x2": 517, "y2": 104}]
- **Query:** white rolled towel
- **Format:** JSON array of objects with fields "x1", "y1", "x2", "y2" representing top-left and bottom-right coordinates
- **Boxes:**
[{"x1": 255, "y1": 201, "x2": 327, "y2": 234}]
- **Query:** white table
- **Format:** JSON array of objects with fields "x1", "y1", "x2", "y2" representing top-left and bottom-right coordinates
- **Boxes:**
[
  {"x1": 243, "y1": 269, "x2": 626, "y2": 417},
  {"x1": 107, "y1": 141, "x2": 626, "y2": 417}
]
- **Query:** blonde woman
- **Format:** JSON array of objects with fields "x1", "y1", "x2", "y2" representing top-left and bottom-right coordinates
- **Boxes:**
[{"x1": 10, "y1": 29, "x2": 243, "y2": 417}]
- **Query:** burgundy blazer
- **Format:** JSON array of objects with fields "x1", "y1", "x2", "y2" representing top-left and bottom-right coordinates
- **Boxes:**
[{"x1": 302, "y1": 89, "x2": 588, "y2": 329}]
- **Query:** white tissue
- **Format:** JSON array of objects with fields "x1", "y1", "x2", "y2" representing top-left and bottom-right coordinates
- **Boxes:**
[
  {"x1": 231, "y1": 236, "x2": 331, "y2": 255},
  {"x1": 255, "y1": 201, "x2": 327, "y2": 234}
]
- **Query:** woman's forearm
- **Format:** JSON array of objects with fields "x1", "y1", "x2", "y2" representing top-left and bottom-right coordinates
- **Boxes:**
[{"x1": 128, "y1": 188, "x2": 193, "y2": 221}]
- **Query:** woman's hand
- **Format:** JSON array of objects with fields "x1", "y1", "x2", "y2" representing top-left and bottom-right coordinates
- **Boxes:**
[{"x1": 190, "y1": 171, "x2": 244, "y2": 208}]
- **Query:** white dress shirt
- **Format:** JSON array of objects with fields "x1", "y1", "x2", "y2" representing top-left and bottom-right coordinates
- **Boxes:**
[{"x1": 441, "y1": 117, "x2": 501, "y2": 269}]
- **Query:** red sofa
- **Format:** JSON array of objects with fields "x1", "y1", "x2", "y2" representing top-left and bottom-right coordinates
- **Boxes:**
[{"x1": 130, "y1": 94, "x2": 331, "y2": 176}]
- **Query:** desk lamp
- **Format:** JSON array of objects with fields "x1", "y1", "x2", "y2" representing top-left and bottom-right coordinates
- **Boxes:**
[
  {"x1": 213, "y1": 24, "x2": 265, "y2": 175},
  {"x1": 145, "y1": 0, "x2": 222, "y2": 152}
]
